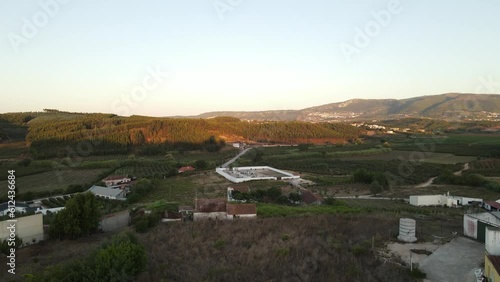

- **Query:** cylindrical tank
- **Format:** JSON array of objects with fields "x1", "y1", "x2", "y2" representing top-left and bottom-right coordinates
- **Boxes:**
[{"x1": 398, "y1": 218, "x2": 417, "y2": 243}]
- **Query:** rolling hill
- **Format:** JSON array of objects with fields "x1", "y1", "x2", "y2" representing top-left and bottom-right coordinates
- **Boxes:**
[{"x1": 196, "y1": 93, "x2": 500, "y2": 122}]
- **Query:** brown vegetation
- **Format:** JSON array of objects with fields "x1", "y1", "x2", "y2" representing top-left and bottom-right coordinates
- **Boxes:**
[{"x1": 137, "y1": 215, "x2": 415, "y2": 282}]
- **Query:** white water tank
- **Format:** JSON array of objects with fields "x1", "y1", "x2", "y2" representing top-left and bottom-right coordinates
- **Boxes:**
[{"x1": 398, "y1": 218, "x2": 417, "y2": 243}]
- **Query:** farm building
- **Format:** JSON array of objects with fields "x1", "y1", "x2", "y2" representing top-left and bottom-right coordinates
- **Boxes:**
[
  {"x1": 178, "y1": 166, "x2": 195, "y2": 173},
  {"x1": 193, "y1": 198, "x2": 227, "y2": 221},
  {"x1": 409, "y1": 194, "x2": 482, "y2": 207},
  {"x1": 484, "y1": 227, "x2": 500, "y2": 282},
  {"x1": 0, "y1": 213, "x2": 44, "y2": 246},
  {"x1": 193, "y1": 199, "x2": 257, "y2": 221},
  {"x1": 226, "y1": 204, "x2": 257, "y2": 219},
  {"x1": 301, "y1": 190, "x2": 324, "y2": 205},
  {"x1": 0, "y1": 202, "x2": 35, "y2": 216},
  {"x1": 463, "y1": 212, "x2": 500, "y2": 243},
  {"x1": 485, "y1": 201, "x2": 500, "y2": 212},
  {"x1": 88, "y1": 185, "x2": 127, "y2": 200},
  {"x1": 227, "y1": 184, "x2": 250, "y2": 201},
  {"x1": 102, "y1": 175, "x2": 131, "y2": 187}
]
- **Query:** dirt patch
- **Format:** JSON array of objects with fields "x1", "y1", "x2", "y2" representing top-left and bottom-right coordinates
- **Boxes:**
[{"x1": 386, "y1": 241, "x2": 440, "y2": 265}]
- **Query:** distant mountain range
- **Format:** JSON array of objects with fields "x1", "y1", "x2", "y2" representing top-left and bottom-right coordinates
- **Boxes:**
[{"x1": 194, "y1": 93, "x2": 500, "y2": 122}]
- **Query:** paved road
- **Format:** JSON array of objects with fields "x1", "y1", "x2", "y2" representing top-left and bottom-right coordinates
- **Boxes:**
[
  {"x1": 221, "y1": 148, "x2": 252, "y2": 168},
  {"x1": 420, "y1": 236, "x2": 484, "y2": 282}
]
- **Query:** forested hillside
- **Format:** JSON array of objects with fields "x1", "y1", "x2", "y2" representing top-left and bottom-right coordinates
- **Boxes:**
[{"x1": 0, "y1": 111, "x2": 365, "y2": 159}]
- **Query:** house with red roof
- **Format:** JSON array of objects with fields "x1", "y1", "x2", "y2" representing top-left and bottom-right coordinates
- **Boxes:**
[
  {"x1": 485, "y1": 201, "x2": 500, "y2": 212},
  {"x1": 102, "y1": 175, "x2": 131, "y2": 187},
  {"x1": 226, "y1": 203, "x2": 257, "y2": 219},
  {"x1": 178, "y1": 166, "x2": 195, "y2": 173}
]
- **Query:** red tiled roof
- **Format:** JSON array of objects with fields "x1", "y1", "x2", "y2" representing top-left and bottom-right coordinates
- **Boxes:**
[
  {"x1": 301, "y1": 190, "x2": 323, "y2": 204},
  {"x1": 195, "y1": 198, "x2": 227, "y2": 212},
  {"x1": 488, "y1": 255, "x2": 500, "y2": 276},
  {"x1": 486, "y1": 201, "x2": 500, "y2": 210},
  {"x1": 103, "y1": 175, "x2": 129, "y2": 181},
  {"x1": 229, "y1": 184, "x2": 250, "y2": 193},
  {"x1": 226, "y1": 204, "x2": 256, "y2": 215},
  {"x1": 178, "y1": 166, "x2": 195, "y2": 173}
]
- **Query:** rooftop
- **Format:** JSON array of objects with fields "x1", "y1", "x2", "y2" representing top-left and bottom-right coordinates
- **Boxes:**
[
  {"x1": 88, "y1": 185, "x2": 124, "y2": 198},
  {"x1": 0, "y1": 202, "x2": 29, "y2": 210},
  {"x1": 195, "y1": 198, "x2": 227, "y2": 213},
  {"x1": 103, "y1": 175, "x2": 129, "y2": 181},
  {"x1": 301, "y1": 190, "x2": 324, "y2": 204},
  {"x1": 486, "y1": 201, "x2": 500, "y2": 210},
  {"x1": 227, "y1": 203, "x2": 256, "y2": 215}
]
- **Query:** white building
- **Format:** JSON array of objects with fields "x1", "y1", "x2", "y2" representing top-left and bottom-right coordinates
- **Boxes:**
[
  {"x1": 0, "y1": 213, "x2": 44, "y2": 246},
  {"x1": 409, "y1": 193, "x2": 482, "y2": 207},
  {"x1": 102, "y1": 175, "x2": 131, "y2": 187},
  {"x1": 88, "y1": 185, "x2": 126, "y2": 200},
  {"x1": 486, "y1": 227, "x2": 500, "y2": 255},
  {"x1": 463, "y1": 212, "x2": 500, "y2": 243}
]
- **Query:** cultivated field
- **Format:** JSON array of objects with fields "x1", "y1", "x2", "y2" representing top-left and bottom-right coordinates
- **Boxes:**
[{"x1": 0, "y1": 169, "x2": 109, "y2": 193}]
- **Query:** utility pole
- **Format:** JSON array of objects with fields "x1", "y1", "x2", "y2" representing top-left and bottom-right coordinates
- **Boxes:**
[{"x1": 410, "y1": 252, "x2": 413, "y2": 272}]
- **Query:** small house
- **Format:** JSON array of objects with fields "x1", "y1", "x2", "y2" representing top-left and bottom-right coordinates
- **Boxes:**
[
  {"x1": 178, "y1": 166, "x2": 195, "y2": 173},
  {"x1": 301, "y1": 190, "x2": 323, "y2": 205},
  {"x1": 226, "y1": 203, "x2": 256, "y2": 219},
  {"x1": 485, "y1": 201, "x2": 500, "y2": 212},
  {"x1": 102, "y1": 175, "x2": 131, "y2": 187},
  {"x1": 193, "y1": 198, "x2": 227, "y2": 221}
]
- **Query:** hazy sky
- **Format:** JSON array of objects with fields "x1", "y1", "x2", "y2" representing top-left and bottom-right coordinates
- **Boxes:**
[{"x1": 1, "y1": 0, "x2": 499, "y2": 116}]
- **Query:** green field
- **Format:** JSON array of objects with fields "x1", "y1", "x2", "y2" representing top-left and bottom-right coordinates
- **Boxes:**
[
  {"x1": 0, "y1": 169, "x2": 109, "y2": 194},
  {"x1": 140, "y1": 172, "x2": 232, "y2": 205},
  {"x1": 391, "y1": 134, "x2": 500, "y2": 156},
  {"x1": 342, "y1": 150, "x2": 476, "y2": 164}
]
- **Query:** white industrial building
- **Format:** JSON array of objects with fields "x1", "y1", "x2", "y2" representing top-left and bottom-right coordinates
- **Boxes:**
[
  {"x1": 409, "y1": 193, "x2": 482, "y2": 207},
  {"x1": 463, "y1": 212, "x2": 500, "y2": 243}
]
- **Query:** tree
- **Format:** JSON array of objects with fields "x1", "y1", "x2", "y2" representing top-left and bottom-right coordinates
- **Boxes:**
[
  {"x1": 288, "y1": 192, "x2": 301, "y2": 203},
  {"x1": 370, "y1": 181, "x2": 383, "y2": 195},
  {"x1": 0, "y1": 236, "x2": 22, "y2": 254},
  {"x1": 18, "y1": 158, "x2": 31, "y2": 167},
  {"x1": 49, "y1": 192, "x2": 100, "y2": 239},
  {"x1": 92, "y1": 233, "x2": 147, "y2": 279},
  {"x1": 195, "y1": 159, "x2": 208, "y2": 170},
  {"x1": 298, "y1": 143, "x2": 310, "y2": 151}
]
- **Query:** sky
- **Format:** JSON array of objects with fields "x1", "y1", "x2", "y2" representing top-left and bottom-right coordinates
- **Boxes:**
[{"x1": 1, "y1": 0, "x2": 499, "y2": 116}]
